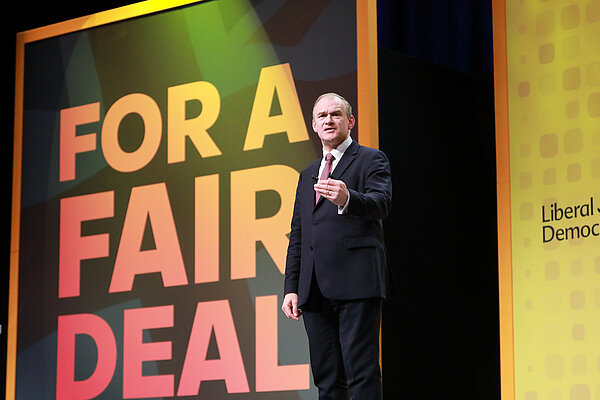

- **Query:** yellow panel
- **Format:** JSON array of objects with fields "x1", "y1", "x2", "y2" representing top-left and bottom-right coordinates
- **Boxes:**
[
  {"x1": 356, "y1": 0, "x2": 379, "y2": 149},
  {"x1": 493, "y1": 1, "x2": 516, "y2": 399},
  {"x1": 498, "y1": 1, "x2": 600, "y2": 399}
]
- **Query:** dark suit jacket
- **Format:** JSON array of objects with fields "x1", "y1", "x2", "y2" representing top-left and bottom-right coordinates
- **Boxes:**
[{"x1": 284, "y1": 140, "x2": 392, "y2": 307}]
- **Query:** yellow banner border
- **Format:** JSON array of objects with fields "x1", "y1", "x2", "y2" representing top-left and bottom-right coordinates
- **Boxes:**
[
  {"x1": 492, "y1": 1, "x2": 515, "y2": 400},
  {"x1": 357, "y1": 0, "x2": 379, "y2": 150},
  {"x1": 7, "y1": 1, "x2": 379, "y2": 398}
]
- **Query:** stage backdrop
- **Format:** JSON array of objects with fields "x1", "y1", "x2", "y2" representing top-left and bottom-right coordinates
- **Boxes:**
[
  {"x1": 7, "y1": 0, "x2": 379, "y2": 398},
  {"x1": 494, "y1": 1, "x2": 600, "y2": 400}
]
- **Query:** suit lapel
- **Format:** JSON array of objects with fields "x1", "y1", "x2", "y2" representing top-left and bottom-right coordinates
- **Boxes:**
[
  {"x1": 310, "y1": 158, "x2": 323, "y2": 211},
  {"x1": 330, "y1": 140, "x2": 359, "y2": 180},
  {"x1": 312, "y1": 141, "x2": 359, "y2": 211}
]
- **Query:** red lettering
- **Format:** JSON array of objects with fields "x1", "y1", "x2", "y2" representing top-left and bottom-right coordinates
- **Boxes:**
[
  {"x1": 194, "y1": 174, "x2": 219, "y2": 283},
  {"x1": 56, "y1": 314, "x2": 117, "y2": 399},
  {"x1": 123, "y1": 306, "x2": 174, "y2": 398},
  {"x1": 109, "y1": 183, "x2": 188, "y2": 292},
  {"x1": 255, "y1": 295, "x2": 309, "y2": 391},
  {"x1": 177, "y1": 300, "x2": 249, "y2": 395},
  {"x1": 59, "y1": 103, "x2": 99, "y2": 182},
  {"x1": 59, "y1": 191, "x2": 114, "y2": 298}
]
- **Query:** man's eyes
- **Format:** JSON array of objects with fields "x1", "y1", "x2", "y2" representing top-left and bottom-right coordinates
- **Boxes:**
[{"x1": 318, "y1": 113, "x2": 342, "y2": 118}]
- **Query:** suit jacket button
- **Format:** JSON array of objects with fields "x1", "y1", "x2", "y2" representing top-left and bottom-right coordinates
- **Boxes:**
[
  {"x1": 312, "y1": 220, "x2": 317, "y2": 225},
  {"x1": 310, "y1": 246, "x2": 313, "y2": 251}
]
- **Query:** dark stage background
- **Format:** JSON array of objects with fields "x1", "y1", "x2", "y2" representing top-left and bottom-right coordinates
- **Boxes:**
[{"x1": 2, "y1": 1, "x2": 499, "y2": 398}]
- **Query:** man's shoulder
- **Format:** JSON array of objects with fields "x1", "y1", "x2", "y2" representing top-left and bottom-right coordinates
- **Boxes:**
[
  {"x1": 298, "y1": 157, "x2": 321, "y2": 177},
  {"x1": 353, "y1": 142, "x2": 389, "y2": 161},
  {"x1": 304, "y1": 157, "x2": 321, "y2": 169}
]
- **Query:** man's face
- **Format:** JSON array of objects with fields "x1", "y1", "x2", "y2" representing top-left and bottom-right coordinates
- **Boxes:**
[{"x1": 312, "y1": 96, "x2": 355, "y2": 151}]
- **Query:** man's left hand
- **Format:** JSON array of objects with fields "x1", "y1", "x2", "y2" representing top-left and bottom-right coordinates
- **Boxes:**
[{"x1": 314, "y1": 178, "x2": 348, "y2": 207}]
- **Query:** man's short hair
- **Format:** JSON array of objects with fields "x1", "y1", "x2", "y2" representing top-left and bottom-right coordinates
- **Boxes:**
[{"x1": 312, "y1": 93, "x2": 353, "y2": 119}]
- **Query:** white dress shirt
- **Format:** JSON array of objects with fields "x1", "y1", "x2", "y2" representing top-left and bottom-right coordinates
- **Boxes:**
[{"x1": 318, "y1": 136, "x2": 352, "y2": 214}]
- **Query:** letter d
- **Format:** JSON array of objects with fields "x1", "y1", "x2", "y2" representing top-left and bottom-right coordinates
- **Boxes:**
[
  {"x1": 56, "y1": 314, "x2": 117, "y2": 400},
  {"x1": 543, "y1": 225, "x2": 555, "y2": 243}
]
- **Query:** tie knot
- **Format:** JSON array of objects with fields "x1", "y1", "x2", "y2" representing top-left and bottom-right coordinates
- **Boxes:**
[{"x1": 325, "y1": 153, "x2": 334, "y2": 162}]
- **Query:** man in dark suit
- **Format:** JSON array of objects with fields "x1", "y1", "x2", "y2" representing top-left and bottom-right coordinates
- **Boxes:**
[{"x1": 282, "y1": 93, "x2": 392, "y2": 400}]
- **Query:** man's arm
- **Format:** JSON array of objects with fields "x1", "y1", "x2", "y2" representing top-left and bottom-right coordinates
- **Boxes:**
[
  {"x1": 345, "y1": 149, "x2": 392, "y2": 220},
  {"x1": 282, "y1": 174, "x2": 303, "y2": 320},
  {"x1": 314, "y1": 149, "x2": 392, "y2": 219}
]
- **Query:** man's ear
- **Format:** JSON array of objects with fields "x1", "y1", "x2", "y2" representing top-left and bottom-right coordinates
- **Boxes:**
[
  {"x1": 348, "y1": 115, "x2": 356, "y2": 130},
  {"x1": 312, "y1": 119, "x2": 318, "y2": 133}
]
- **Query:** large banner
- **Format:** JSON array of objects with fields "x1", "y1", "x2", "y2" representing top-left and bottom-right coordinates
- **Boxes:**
[
  {"x1": 7, "y1": 0, "x2": 379, "y2": 398},
  {"x1": 494, "y1": 1, "x2": 600, "y2": 399}
]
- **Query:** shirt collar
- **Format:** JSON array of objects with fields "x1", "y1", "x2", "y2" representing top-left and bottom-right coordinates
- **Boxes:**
[{"x1": 323, "y1": 135, "x2": 353, "y2": 160}]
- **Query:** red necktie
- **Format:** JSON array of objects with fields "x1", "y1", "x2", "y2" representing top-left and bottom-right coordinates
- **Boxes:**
[{"x1": 316, "y1": 153, "x2": 334, "y2": 203}]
